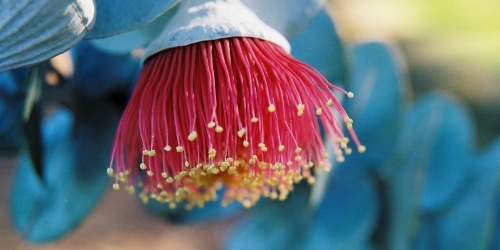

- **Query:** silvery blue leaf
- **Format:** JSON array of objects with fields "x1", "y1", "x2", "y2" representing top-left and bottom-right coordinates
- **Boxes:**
[
  {"x1": 90, "y1": 10, "x2": 178, "y2": 55},
  {"x1": 11, "y1": 100, "x2": 119, "y2": 242},
  {"x1": 380, "y1": 97, "x2": 431, "y2": 249},
  {"x1": 289, "y1": 10, "x2": 345, "y2": 84},
  {"x1": 85, "y1": 0, "x2": 180, "y2": 39},
  {"x1": 143, "y1": 0, "x2": 290, "y2": 61},
  {"x1": 343, "y1": 41, "x2": 409, "y2": 170},
  {"x1": 304, "y1": 165, "x2": 379, "y2": 249},
  {"x1": 0, "y1": 0, "x2": 95, "y2": 72},
  {"x1": 383, "y1": 92, "x2": 474, "y2": 249},
  {"x1": 438, "y1": 139, "x2": 500, "y2": 249},
  {"x1": 415, "y1": 92, "x2": 474, "y2": 214},
  {"x1": 242, "y1": 0, "x2": 326, "y2": 38}
]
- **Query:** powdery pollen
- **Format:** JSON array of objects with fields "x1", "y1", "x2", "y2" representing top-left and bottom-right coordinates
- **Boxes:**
[{"x1": 108, "y1": 37, "x2": 364, "y2": 209}]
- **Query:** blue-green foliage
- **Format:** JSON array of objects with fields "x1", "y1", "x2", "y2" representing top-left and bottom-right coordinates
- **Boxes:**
[
  {"x1": 11, "y1": 106, "x2": 113, "y2": 242},
  {"x1": 0, "y1": 70, "x2": 26, "y2": 150},
  {"x1": 9, "y1": 42, "x2": 139, "y2": 242}
]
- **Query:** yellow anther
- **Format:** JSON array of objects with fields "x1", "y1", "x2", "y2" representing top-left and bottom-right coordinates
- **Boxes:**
[
  {"x1": 189, "y1": 170, "x2": 196, "y2": 177},
  {"x1": 307, "y1": 177, "x2": 316, "y2": 184},
  {"x1": 208, "y1": 122, "x2": 216, "y2": 128},
  {"x1": 251, "y1": 117, "x2": 259, "y2": 123},
  {"x1": 345, "y1": 148, "x2": 353, "y2": 155},
  {"x1": 343, "y1": 137, "x2": 350, "y2": 143},
  {"x1": 112, "y1": 183, "x2": 120, "y2": 190},
  {"x1": 140, "y1": 163, "x2": 147, "y2": 170},
  {"x1": 142, "y1": 149, "x2": 149, "y2": 155},
  {"x1": 347, "y1": 123, "x2": 353, "y2": 129},
  {"x1": 278, "y1": 163, "x2": 285, "y2": 170},
  {"x1": 295, "y1": 147, "x2": 302, "y2": 154},
  {"x1": 278, "y1": 145, "x2": 285, "y2": 151},
  {"x1": 326, "y1": 98, "x2": 333, "y2": 106},
  {"x1": 161, "y1": 172, "x2": 168, "y2": 178},
  {"x1": 336, "y1": 156, "x2": 345, "y2": 163},
  {"x1": 107, "y1": 168, "x2": 114, "y2": 177},
  {"x1": 347, "y1": 92, "x2": 354, "y2": 98},
  {"x1": 208, "y1": 148, "x2": 216, "y2": 156},
  {"x1": 249, "y1": 158, "x2": 256, "y2": 165},
  {"x1": 316, "y1": 108, "x2": 323, "y2": 115},
  {"x1": 261, "y1": 146, "x2": 268, "y2": 152},
  {"x1": 279, "y1": 194, "x2": 288, "y2": 201},
  {"x1": 157, "y1": 184, "x2": 163, "y2": 190},
  {"x1": 164, "y1": 145, "x2": 171, "y2": 151},
  {"x1": 297, "y1": 104, "x2": 305, "y2": 116},
  {"x1": 270, "y1": 192, "x2": 278, "y2": 200},
  {"x1": 287, "y1": 161, "x2": 293, "y2": 166},
  {"x1": 258, "y1": 142, "x2": 265, "y2": 148},
  {"x1": 147, "y1": 170, "x2": 154, "y2": 176},
  {"x1": 176, "y1": 146, "x2": 184, "y2": 152},
  {"x1": 297, "y1": 103, "x2": 305, "y2": 111},
  {"x1": 344, "y1": 117, "x2": 354, "y2": 124},
  {"x1": 242, "y1": 200, "x2": 253, "y2": 209},
  {"x1": 323, "y1": 153, "x2": 329, "y2": 159},
  {"x1": 127, "y1": 186, "x2": 136, "y2": 195},
  {"x1": 358, "y1": 145, "x2": 366, "y2": 153},
  {"x1": 215, "y1": 126, "x2": 224, "y2": 133},
  {"x1": 184, "y1": 161, "x2": 190, "y2": 167},
  {"x1": 259, "y1": 162, "x2": 268, "y2": 169},
  {"x1": 234, "y1": 160, "x2": 241, "y2": 167},
  {"x1": 188, "y1": 131, "x2": 197, "y2": 141},
  {"x1": 148, "y1": 150, "x2": 156, "y2": 157},
  {"x1": 166, "y1": 177, "x2": 174, "y2": 183},
  {"x1": 237, "y1": 128, "x2": 246, "y2": 138},
  {"x1": 211, "y1": 168, "x2": 219, "y2": 174},
  {"x1": 268, "y1": 104, "x2": 276, "y2": 112},
  {"x1": 243, "y1": 140, "x2": 249, "y2": 147},
  {"x1": 295, "y1": 155, "x2": 302, "y2": 161},
  {"x1": 179, "y1": 171, "x2": 187, "y2": 177}
]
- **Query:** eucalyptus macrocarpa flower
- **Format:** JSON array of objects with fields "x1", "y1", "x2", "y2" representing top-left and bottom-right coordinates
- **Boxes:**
[{"x1": 108, "y1": 0, "x2": 365, "y2": 209}]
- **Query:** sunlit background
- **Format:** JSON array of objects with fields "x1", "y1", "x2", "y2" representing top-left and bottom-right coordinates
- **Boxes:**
[
  {"x1": 330, "y1": 0, "x2": 500, "y2": 147},
  {"x1": 1, "y1": 0, "x2": 499, "y2": 248}
]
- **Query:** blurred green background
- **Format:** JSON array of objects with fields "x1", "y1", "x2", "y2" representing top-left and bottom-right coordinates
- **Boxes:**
[{"x1": 330, "y1": 0, "x2": 500, "y2": 147}]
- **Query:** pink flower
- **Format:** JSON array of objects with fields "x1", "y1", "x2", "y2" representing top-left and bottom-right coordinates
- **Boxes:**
[{"x1": 108, "y1": 37, "x2": 364, "y2": 209}]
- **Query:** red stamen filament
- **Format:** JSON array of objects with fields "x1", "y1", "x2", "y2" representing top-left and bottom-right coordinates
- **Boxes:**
[{"x1": 108, "y1": 37, "x2": 363, "y2": 209}]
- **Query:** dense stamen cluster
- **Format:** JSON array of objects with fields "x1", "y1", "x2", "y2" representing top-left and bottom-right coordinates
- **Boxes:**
[{"x1": 108, "y1": 37, "x2": 364, "y2": 209}]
